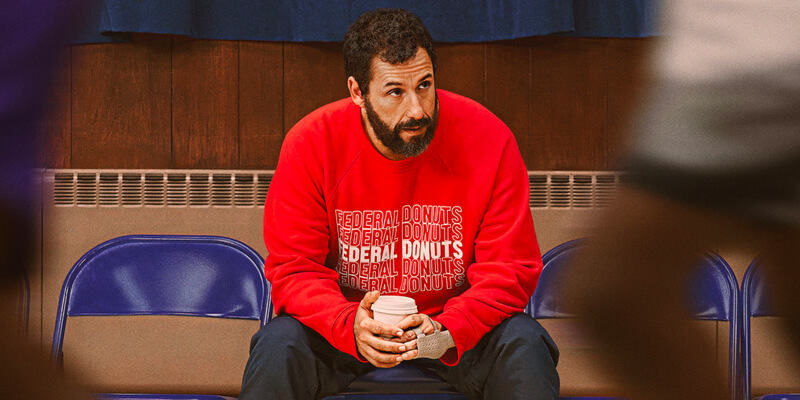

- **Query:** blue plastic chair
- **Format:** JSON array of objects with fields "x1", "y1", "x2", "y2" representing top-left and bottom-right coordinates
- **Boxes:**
[
  {"x1": 527, "y1": 239, "x2": 739, "y2": 400},
  {"x1": 742, "y1": 259, "x2": 800, "y2": 400},
  {"x1": 51, "y1": 234, "x2": 272, "y2": 400},
  {"x1": 322, "y1": 364, "x2": 468, "y2": 399}
]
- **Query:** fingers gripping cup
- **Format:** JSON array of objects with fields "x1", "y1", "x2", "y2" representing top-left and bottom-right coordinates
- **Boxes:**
[{"x1": 371, "y1": 295, "x2": 417, "y2": 327}]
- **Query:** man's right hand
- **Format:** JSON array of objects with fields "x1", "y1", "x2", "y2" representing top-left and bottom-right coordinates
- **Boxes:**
[{"x1": 354, "y1": 291, "x2": 409, "y2": 368}]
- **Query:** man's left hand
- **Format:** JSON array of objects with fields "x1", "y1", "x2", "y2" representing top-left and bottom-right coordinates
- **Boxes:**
[{"x1": 393, "y1": 313, "x2": 441, "y2": 360}]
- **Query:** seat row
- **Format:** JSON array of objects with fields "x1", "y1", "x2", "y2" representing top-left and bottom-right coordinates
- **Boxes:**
[
  {"x1": 48, "y1": 235, "x2": 797, "y2": 400},
  {"x1": 535, "y1": 239, "x2": 798, "y2": 400}
]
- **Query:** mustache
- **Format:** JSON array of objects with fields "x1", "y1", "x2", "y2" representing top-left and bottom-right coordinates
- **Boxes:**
[{"x1": 395, "y1": 116, "x2": 432, "y2": 131}]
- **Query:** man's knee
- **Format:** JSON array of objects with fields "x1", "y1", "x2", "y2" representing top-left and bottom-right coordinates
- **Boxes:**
[
  {"x1": 241, "y1": 316, "x2": 323, "y2": 399},
  {"x1": 458, "y1": 314, "x2": 559, "y2": 399},
  {"x1": 249, "y1": 315, "x2": 310, "y2": 356},
  {"x1": 495, "y1": 314, "x2": 559, "y2": 365}
]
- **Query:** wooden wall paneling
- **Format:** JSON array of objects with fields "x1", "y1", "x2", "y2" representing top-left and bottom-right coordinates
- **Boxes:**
[
  {"x1": 172, "y1": 38, "x2": 239, "y2": 169},
  {"x1": 283, "y1": 43, "x2": 348, "y2": 132},
  {"x1": 605, "y1": 38, "x2": 654, "y2": 169},
  {"x1": 435, "y1": 43, "x2": 486, "y2": 104},
  {"x1": 485, "y1": 42, "x2": 532, "y2": 167},
  {"x1": 530, "y1": 37, "x2": 608, "y2": 170},
  {"x1": 39, "y1": 49, "x2": 72, "y2": 169},
  {"x1": 62, "y1": 36, "x2": 643, "y2": 171},
  {"x1": 71, "y1": 34, "x2": 172, "y2": 169},
  {"x1": 238, "y1": 41, "x2": 284, "y2": 169}
]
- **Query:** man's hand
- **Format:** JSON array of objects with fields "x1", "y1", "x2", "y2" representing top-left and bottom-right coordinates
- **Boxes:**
[
  {"x1": 393, "y1": 313, "x2": 442, "y2": 360},
  {"x1": 354, "y1": 291, "x2": 409, "y2": 368}
]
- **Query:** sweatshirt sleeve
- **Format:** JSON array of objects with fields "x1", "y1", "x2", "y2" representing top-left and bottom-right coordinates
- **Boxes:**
[
  {"x1": 435, "y1": 135, "x2": 542, "y2": 365},
  {"x1": 262, "y1": 126, "x2": 361, "y2": 360}
]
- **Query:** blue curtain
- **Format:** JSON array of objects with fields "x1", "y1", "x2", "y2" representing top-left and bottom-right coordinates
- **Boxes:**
[{"x1": 72, "y1": 0, "x2": 660, "y2": 43}]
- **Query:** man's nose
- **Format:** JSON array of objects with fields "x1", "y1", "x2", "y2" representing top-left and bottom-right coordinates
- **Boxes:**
[{"x1": 405, "y1": 92, "x2": 425, "y2": 120}]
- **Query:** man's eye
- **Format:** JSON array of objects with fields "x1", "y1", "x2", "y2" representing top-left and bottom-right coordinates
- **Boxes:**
[
  {"x1": 419, "y1": 81, "x2": 431, "y2": 89},
  {"x1": 388, "y1": 89, "x2": 402, "y2": 96}
]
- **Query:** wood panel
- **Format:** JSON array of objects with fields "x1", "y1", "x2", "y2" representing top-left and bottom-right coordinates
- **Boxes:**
[
  {"x1": 485, "y1": 42, "x2": 531, "y2": 167},
  {"x1": 530, "y1": 37, "x2": 608, "y2": 170},
  {"x1": 605, "y1": 38, "x2": 654, "y2": 168},
  {"x1": 172, "y1": 38, "x2": 239, "y2": 169},
  {"x1": 435, "y1": 43, "x2": 486, "y2": 104},
  {"x1": 283, "y1": 43, "x2": 348, "y2": 133},
  {"x1": 57, "y1": 36, "x2": 651, "y2": 171},
  {"x1": 71, "y1": 34, "x2": 172, "y2": 168},
  {"x1": 39, "y1": 49, "x2": 72, "y2": 169},
  {"x1": 238, "y1": 42, "x2": 284, "y2": 169}
]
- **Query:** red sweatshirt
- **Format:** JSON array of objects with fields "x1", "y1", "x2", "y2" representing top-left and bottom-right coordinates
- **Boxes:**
[{"x1": 263, "y1": 89, "x2": 542, "y2": 365}]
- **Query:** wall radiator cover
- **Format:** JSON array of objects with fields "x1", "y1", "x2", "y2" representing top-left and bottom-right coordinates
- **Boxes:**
[{"x1": 51, "y1": 169, "x2": 624, "y2": 209}]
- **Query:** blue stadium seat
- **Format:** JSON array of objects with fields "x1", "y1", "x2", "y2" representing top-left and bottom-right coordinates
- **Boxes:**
[
  {"x1": 742, "y1": 259, "x2": 800, "y2": 400},
  {"x1": 323, "y1": 362, "x2": 467, "y2": 399},
  {"x1": 51, "y1": 234, "x2": 272, "y2": 399},
  {"x1": 527, "y1": 239, "x2": 739, "y2": 400},
  {"x1": 323, "y1": 393, "x2": 465, "y2": 400}
]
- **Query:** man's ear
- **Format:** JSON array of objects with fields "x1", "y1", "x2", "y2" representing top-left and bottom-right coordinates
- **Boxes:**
[{"x1": 348, "y1": 76, "x2": 366, "y2": 108}]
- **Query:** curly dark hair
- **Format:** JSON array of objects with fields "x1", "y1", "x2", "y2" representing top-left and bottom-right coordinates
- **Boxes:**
[{"x1": 343, "y1": 8, "x2": 437, "y2": 95}]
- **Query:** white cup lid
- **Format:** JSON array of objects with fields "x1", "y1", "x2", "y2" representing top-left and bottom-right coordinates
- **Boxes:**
[{"x1": 372, "y1": 295, "x2": 418, "y2": 314}]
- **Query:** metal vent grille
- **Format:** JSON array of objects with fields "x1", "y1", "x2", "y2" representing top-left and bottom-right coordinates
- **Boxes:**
[
  {"x1": 52, "y1": 170, "x2": 618, "y2": 209},
  {"x1": 52, "y1": 170, "x2": 275, "y2": 208},
  {"x1": 528, "y1": 172, "x2": 624, "y2": 209}
]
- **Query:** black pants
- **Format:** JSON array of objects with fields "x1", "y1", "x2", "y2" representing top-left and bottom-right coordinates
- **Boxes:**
[{"x1": 239, "y1": 313, "x2": 559, "y2": 400}]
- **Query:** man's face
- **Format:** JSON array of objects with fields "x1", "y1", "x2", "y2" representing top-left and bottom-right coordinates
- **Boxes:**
[{"x1": 362, "y1": 48, "x2": 438, "y2": 159}]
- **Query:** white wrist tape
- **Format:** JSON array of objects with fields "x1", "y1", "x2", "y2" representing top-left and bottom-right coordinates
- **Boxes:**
[{"x1": 413, "y1": 324, "x2": 456, "y2": 359}]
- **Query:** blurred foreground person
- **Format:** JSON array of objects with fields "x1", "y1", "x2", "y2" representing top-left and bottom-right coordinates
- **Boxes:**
[
  {"x1": 1, "y1": 1, "x2": 90, "y2": 399},
  {"x1": 568, "y1": 1, "x2": 800, "y2": 399}
]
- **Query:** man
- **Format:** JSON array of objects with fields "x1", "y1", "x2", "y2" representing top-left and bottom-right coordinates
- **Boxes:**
[
  {"x1": 567, "y1": 1, "x2": 800, "y2": 399},
  {"x1": 239, "y1": 8, "x2": 559, "y2": 400}
]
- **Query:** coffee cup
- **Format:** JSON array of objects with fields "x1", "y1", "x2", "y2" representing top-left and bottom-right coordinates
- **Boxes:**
[{"x1": 371, "y1": 295, "x2": 418, "y2": 327}]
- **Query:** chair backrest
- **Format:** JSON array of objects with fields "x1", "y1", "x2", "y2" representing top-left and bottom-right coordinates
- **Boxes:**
[
  {"x1": 741, "y1": 259, "x2": 759, "y2": 400},
  {"x1": 740, "y1": 258, "x2": 799, "y2": 400},
  {"x1": 527, "y1": 239, "x2": 739, "y2": 399},
  {"x1": 51, "y1": 234, "x2": 272, "y2": 364}
]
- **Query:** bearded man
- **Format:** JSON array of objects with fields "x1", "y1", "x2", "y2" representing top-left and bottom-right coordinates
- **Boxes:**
[{"x1": 239, "y1": 9, "x2": 559, "y2": 400}]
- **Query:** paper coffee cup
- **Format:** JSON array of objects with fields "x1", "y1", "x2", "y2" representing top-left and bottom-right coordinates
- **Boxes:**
[{"x1": 372, "y1": 295, "x2": 418, "y2": 326}]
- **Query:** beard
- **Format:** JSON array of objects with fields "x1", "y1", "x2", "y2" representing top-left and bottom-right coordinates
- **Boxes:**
[{"x1": 364, "y1": 94, "x2": 439, "y2": 158}]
